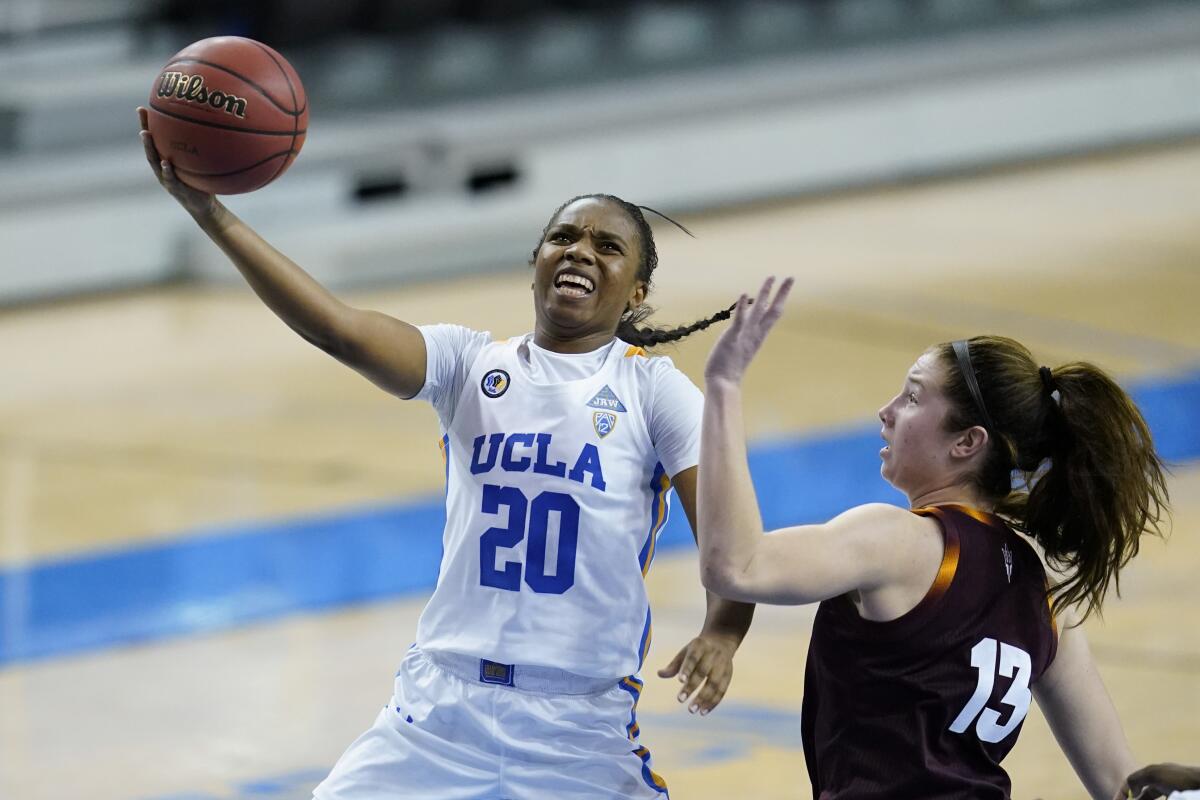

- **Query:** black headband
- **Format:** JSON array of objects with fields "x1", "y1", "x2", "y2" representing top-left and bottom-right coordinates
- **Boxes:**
[{"x1": 952, "y1": 339, "x2": 996, "y2": 432}]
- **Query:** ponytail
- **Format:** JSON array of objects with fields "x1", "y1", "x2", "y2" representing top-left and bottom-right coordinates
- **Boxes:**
[
  {"x1": 936, "y1": 337, "x2": 1169, "y2": 622},
  {"x1": 1015, "y1": 362, "x2": 1169, "y2": 620}
]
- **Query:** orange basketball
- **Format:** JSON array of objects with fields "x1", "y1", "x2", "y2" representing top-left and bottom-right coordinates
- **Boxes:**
[{"x1": 146, "y1": 36, "x2": 308, "y2": 195}]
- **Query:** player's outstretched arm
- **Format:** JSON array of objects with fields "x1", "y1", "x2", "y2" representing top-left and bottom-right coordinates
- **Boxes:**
[
  {"x1": 1034, "y1": 618, "x2": 1136, "y2": 800},
  {"x1": 137, "y1": 107, "x2": 427, "y2": 399},
  {"x1": 697, "y1": 277, "x2": 936, "y2": 606}
]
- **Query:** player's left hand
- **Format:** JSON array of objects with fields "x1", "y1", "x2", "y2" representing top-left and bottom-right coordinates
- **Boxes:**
[
  {"x1": 703, "y1": 276, "x2": 794, "y2": 386},
  {"x1": 657, "y1": 632, "x2": 740, "y2": 715}
]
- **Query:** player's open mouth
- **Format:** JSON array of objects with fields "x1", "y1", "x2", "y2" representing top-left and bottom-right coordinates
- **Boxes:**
[{"x1": 554, "y1": 271, "x2": 595, "y2": 298}]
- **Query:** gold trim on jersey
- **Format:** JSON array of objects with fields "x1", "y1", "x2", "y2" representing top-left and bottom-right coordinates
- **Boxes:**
[{"x1": 912, "y1": 505, "x2": 963, "y2": 602}]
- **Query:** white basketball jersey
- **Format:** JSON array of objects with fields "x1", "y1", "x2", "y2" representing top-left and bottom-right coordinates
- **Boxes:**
[{"x1": 416, "y1": 334, "x2": 686, "y2": 679}]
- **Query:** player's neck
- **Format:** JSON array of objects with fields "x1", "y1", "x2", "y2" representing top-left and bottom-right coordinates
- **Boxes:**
[
  {"x1": 908, "y1": 484, "x2": 994, "y2": 514},
  {"x1": 532, "y1": 328, "x2": 616, "y2": 355}
]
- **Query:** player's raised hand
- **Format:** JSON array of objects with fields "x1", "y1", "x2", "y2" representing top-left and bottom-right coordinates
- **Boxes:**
[
  {"x1": 138, "y1": 106, "x2": 217, "y2": 220},
  {"x1": 703, "y1": 276, "x2": 793, "y2": 386},
  {"x1": 657, "y1": 632, "x2": 739, "y2": 715}
]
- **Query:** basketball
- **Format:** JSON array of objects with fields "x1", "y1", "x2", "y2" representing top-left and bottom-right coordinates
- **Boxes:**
[{"x1": 146, "y1": 36, "x2": 307, "y2": 195}]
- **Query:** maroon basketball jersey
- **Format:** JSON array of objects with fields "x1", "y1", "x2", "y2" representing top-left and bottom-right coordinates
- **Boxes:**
[{"x1": 801, "y1": 504, "x2": 1058, "y2": 799}]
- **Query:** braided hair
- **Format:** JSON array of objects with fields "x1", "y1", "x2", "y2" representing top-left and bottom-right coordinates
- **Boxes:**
[{"x1": 532, "y1": 193, "x2": 736, "y2": 348}]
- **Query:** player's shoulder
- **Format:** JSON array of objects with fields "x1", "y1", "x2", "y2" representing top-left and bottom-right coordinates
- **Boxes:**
[
  {"x1": 840, "y1": 503, "x2": 940, "y2": 554},
  {"x1": 644, "y1": 355, "x2": 704, "y2": 407},
  {"x1": 822, "y1": 504, "x2": 942, "y2": 571},
  {"x1": 618, "y1": 341, "x2": 650, "y2": 360},
  {"x1": 833, "y1": 502, "x2": 920, "y2": 527},
  {"x1": 825, "y1": 503, "x2": 934, "y2": 545},
  {"x1": 616, "y1": 341, "x2": 689, "y2": 379},
  {"x1": 616, "y1": 341, "x2": 661, "y2": 372},
  {"x1": 420, "y1": 322, "x2": 494, "y2": 349}
]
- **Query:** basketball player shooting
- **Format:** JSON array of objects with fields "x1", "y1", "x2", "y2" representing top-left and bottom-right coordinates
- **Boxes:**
[{"x1": 140, "y1": 107, "x2": 755, "y2": 799}]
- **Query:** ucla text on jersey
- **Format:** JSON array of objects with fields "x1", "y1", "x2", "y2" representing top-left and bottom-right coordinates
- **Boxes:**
[{"x1": 470, "y1": 432, "x2": 606, "y2": 490}]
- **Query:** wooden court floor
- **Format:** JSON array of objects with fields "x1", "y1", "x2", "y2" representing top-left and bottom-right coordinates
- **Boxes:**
[{"x1": 1, "y1": 143, "x2": 1198, "y2": 799}]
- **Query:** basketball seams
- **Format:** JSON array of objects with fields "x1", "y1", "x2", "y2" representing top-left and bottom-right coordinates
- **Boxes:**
[
  {"x1": 247, "y1": 40, "x2": 303, "y2": 187},
  {"x1": 260, "y1": 146, "x2": 298, "y2": 192},
  {"x1": 247, "y1": 40, "x2": 307, "y2": 115},
  {"x1": 172, "y1": 150, "x2": 297, "y2": 179},
  {"x1": 148, "y1": 102, "x2": 305, "y2": 137},
  {"x1": 161, "y1": 58, "x2": 302, "y2": 117}
]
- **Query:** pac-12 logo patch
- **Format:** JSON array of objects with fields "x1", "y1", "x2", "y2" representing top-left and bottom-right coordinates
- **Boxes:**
[
  {"x1": 481, "y1": 369, "x2": 510, "y2": 398},
  {"x1": 593, "y1": 411, "x2": 617, "y2": 439}
]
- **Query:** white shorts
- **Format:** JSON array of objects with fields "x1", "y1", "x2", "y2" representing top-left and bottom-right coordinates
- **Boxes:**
[{"x1": 313, "y1": 647, "x2": 669, "y2": 800}]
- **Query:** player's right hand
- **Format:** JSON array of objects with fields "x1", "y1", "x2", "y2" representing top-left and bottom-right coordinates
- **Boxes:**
[
  {"x1": 1113, "y1": 763, "x2": 1200, "y2": 800},
  {"x1": 138, "y1": 106, "x2": 218, "y2": 220},
  {"x1": 703, "y1": 275, "x2": 793, "y2": 387}
]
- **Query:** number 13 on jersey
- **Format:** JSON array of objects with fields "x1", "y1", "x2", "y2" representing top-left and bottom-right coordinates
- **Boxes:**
[
  {"x1": 950, "y1": 637, "x2": 1033, "y2": 744},
  {"x1": 478, "y1": 484, "x2": 580, "y2": 594}
]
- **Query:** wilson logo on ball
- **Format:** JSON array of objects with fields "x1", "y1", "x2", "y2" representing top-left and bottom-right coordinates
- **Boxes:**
[{"x1": 156, "y1": 72, "x2": 248, "y2": 118}]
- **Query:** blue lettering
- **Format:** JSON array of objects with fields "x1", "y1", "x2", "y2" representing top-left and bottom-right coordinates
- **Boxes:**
[
  {"x1": 532, "y1": 433, "x2": 567, "y2": 477},
  {"x1": 524, "y1": 491, "x2": 579, "y2": 594},
  {"x1": 471, "y1": 433, "x2": 605, "y2": 491},
  {"x1": 470, "y1": 433, "x2": 505, "y2": 474},
  {"x1": 479, "y1": 484, "x2": 526, "y2": 590},
  {"x1": 568, "y1": 443, "x2": 606, "y2": 491},
  {"x1": 479, "y1": 487, "x2": 579, "y2": 594},
  {"x1": 501, "y1": 433, "x2": 535, "y2": 472}
]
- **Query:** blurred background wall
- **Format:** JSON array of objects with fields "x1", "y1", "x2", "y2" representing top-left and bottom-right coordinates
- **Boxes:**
[{"x1": 1, "y1": 0, "x2": 1198, "y2": 299}]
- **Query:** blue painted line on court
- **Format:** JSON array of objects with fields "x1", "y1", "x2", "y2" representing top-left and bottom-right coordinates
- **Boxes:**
[
  {"x1": 0, "y1": 502, "x2": 447, "y2": 667},
  {"x1": 2, "y1": 369, "x2": 1197, "y2": 668}
]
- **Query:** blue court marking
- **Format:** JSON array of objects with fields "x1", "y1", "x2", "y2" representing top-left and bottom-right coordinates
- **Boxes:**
[
  {"x1": 0, "y1": 502, "x2": 446, "y2": 667},
  {"x1": 2, "y1": 369, "x2": 1197, "y2": 668}
]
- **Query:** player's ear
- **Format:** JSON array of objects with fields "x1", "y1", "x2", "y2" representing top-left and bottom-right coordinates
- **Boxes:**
[
  {"x1": 627, "y1": 280, "x2": 647, "y2": 313},
  {"x1": 950, "y1": 426, "x2": 989, "y2": 460}
]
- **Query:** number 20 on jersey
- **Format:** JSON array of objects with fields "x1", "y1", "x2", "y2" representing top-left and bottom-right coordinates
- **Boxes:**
[{"x1": 478, "y1": 484, "x2": 580, "y2": 594}]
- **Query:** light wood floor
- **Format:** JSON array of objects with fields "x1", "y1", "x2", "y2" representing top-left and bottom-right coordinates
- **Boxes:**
[{"x1": 1, "y1": 143, "x2": 1198, "y2": 799}]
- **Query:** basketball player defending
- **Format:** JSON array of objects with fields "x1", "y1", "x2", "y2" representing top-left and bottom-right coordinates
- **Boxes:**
[
  {"x1": 140, "y1": 109, "x2": 754, "y2": 799},
  {"x1": 698, "y1": 278, "x2": 1170, "y2": 799}
]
